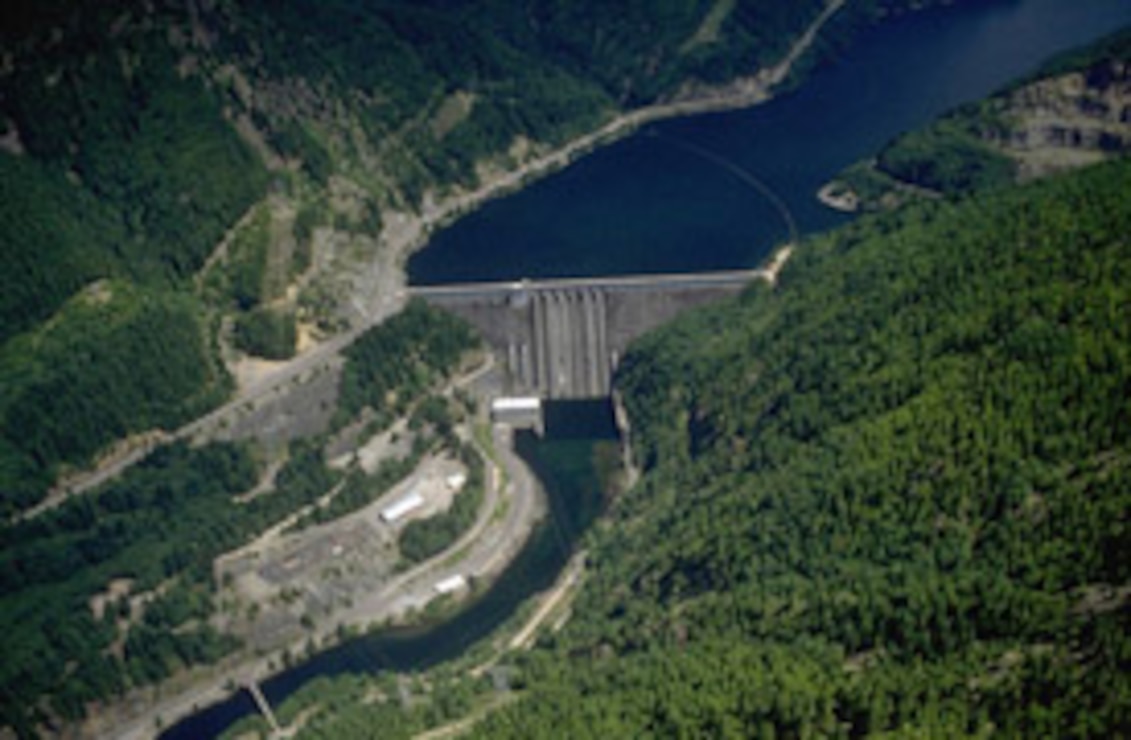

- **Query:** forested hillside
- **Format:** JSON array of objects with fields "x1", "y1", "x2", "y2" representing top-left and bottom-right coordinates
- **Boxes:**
[
  {"x1": 0, "y1": 284, "x2": 230, "y2": 514},
  {"x1": 461, "y1": 158, "x2": 1131, "y2": 736},
  {"x1": 0, "y1": 300, "x2": 478, "y2": 734},
  {"x1": 0, "y1": 1, "x2": 268, "y2": 513}
]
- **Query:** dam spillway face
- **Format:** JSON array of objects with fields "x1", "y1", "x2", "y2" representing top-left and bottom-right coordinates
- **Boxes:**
[
  {"x1": 411, "y1": 271, "x2": 759, "y2": 399},
  {"x1": 527, "y1": 288, "x2": 611, "y2": 399}
]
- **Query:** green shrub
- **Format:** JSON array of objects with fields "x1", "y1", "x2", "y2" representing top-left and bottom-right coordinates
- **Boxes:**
[{"x1": 233, "y1": 307, "x2": 297, "y2": 360}]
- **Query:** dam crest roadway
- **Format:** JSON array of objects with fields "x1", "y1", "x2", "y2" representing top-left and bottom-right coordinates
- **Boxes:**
[{"x1": 409, "y1": 253, "x2": 789, "y2": 400}]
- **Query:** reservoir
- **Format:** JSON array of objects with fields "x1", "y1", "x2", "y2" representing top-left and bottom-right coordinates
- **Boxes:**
[
  {"x1": 408, "y1": 0, "x2": 1131, "y2": 284},
  {"x1": 170, "y1": 0, "x2": 1131, "y2": 736}
]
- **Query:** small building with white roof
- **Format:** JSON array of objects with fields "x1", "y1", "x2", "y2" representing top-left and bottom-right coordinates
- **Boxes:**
[
  {"x1": 380, "y1": 489, "x2": 425, "y2": 523},
  {"x1": 490, "y1": 396, "x2": 542, "y2": 428},
  {"x1": 433, "y1": 574, "x2": 467, "y2": 595},
  {"x1": 445, "y1": 472, "x2": 468, "y2": 492}
]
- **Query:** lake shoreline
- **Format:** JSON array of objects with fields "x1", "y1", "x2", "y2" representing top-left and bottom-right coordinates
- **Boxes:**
[{"x1": 379, "y1": 0, "x2": 847, "y2": 288}]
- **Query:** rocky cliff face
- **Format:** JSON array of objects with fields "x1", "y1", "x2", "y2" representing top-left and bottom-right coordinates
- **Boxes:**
[{"x1": 1001, "y1": 60, "x2": 1131, "y2": 178}]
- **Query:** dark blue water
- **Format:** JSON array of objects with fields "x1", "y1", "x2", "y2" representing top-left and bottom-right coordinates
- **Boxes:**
[
  {"x1": 169, "y1": 1, "x2": 1131, "y2": 735},
  {"x1": 408, "y1": 0, "x2": 1131, "y2": 284}
]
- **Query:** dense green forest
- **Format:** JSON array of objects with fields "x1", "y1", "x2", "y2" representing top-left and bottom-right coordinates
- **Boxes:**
[
  {"x1": 875, "y1": 118, "x2": 1017, "y2": 194},
  {"x1": 0, "y1": 284, "x2": 231, "y2": 515},
  {"x1": 0, "y1": 22, "x2": 268, "y2": 325},
  {"x1": 0, "y1": 3, "x2": 268, "y2": 510},
  {"x1": 0, "y1": 153, "x2": 123, "y2": 343},
  {"x1": 0, "y1": 442, "x2": 261, "y2": 732},
  {"x1": 0, "y1": 300, "x2": 483, "y2": 733},
  {"x1": 0, "y1": 440, "x2": 339, "y2": 730},
  {"x1": 226, "y1": 0, "x2": 833, "y2": 197},
  {"x1": 335, "y1": 299, "x2": 481, "y2": 430},
  {"x1": 233, "y1": 307, "x2": 298, "y2": 360},
  {"x1": 458, "y1": 157, "x2": 1131, "y2": 737}
]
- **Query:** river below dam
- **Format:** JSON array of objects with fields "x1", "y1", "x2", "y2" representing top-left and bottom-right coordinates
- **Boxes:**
[
  {"x1": 169, "y1": 1, "x2": 1131, "y2": 736},
  {"x1": 162, "y1": 402, "x2": 618, "y2": 739}
]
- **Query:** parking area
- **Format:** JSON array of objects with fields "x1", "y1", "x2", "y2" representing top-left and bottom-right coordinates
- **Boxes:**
[{"x1": 217, "y1": 456, "x2": 469, "y2": 651}]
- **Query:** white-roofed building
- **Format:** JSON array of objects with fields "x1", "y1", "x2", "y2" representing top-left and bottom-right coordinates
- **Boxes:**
[
  {"x1": 380, "y1": 489, "x2": 425, "y2": 523},
  {"x1": 490, "y1": 396, "x2": 543, "y2": 428},
  {"x1": 433, "y1": 574, "x2": 467, "y2": 595}
]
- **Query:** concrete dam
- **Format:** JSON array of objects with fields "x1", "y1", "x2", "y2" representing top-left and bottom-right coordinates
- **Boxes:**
[{"x1": 410, "y1": 269, "x2": 772, "y2": 399}]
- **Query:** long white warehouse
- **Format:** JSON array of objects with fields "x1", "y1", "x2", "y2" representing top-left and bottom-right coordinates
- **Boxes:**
[
  {"x1": 490, "y1": 397, "x2": 541, "y2": 413},
  {"x1": 380, "y1": 490, "x2": 425, "y2": 523}
]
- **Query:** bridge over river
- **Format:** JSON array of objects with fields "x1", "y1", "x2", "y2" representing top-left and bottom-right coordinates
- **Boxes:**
[{"x1": 410, "y1": 262, "x2": 784, "y2": 400}]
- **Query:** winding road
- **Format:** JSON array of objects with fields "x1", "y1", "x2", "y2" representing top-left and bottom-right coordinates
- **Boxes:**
[{"x1": 107, "y1": 387, "x2": 546, "y2": 739}]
